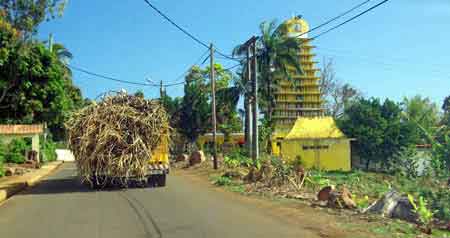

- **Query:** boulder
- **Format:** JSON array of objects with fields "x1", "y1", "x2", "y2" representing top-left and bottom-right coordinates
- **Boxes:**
[
  {"x1": 390, "y1": 197, "x2": 418, "y2": 223},
  {"x1": 341, "y1": 187, "x2": 357, "y2": 209},
  {"x1": 14, "y1": 167, "x2": 26, "y2": 176},
  {"x1": 189, "y1": 150, "x2": 206, "y2": 166},
  {"x1": 317, "y1": 186, "x2": 334, "y2": 201},
  {"x1": 175, "y1": 154, "x2": 188, "y2": 162},
  {"x1": 5, "y1": 167, "x2": 15, "y2": 176},
  {"x1": 364, "y1": 189, "x2": 418, "y2": 223},
  {"x1": 318, "y1": 186, "x2": 356, "y2": 209}
]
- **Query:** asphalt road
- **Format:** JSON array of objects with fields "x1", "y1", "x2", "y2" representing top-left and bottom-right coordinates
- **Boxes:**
[{"x1": 0, "y1": 162, "x2": 319, "y2": 238}]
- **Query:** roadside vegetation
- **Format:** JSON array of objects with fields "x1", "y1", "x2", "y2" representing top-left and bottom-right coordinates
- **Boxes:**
[
  {"x1": 0, "y1": 2, "x2": 449, "y2": 237},
  {"x1": 169, "y1": 19, "x2": 450, "y2": 237},
  {"x1": 0, "y1": 1, "x2": 83, "y2": 177}
]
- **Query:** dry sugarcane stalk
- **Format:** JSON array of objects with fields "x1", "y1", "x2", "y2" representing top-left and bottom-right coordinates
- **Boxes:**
[{"x1": 66, "y1": 92, "x2": 170, "y2": 187}]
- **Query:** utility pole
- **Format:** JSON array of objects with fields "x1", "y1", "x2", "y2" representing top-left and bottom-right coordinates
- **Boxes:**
[
  {"x1": 251, "y1": 38, "x2": 259, "y2": 164},
  {"x1": 210, "y1": 43, "x2": 218, "y2": 170},
  {"x1": 245, "y1": 43, "x2": 252, "y2": 156},
  {"x1": 160, "y1": 80, "x2": 164, "y2": 99}
]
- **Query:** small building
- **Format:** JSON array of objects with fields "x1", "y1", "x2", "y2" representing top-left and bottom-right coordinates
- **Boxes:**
[
  {"x1": 197, "y1": 133, "x2": 245, "y2": 151},
  {"x1": 280, "y1": 117, "x2": 351, "y2": 171},
  {"x1": 0, "y1": 124, "x2": 44, "y2": 162}
]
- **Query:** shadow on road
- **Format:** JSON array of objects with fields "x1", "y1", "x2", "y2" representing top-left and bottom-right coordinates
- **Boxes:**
[{"x1": 18, "y1": 177, "x2": 152, "y2": 195}]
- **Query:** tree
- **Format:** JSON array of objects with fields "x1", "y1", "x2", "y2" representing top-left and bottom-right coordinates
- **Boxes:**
[
  {"x1": 339, "y1": 97, "x2": 418, "y2": 171},
  {"x1": 134, "y1": 90, "x2": 144, "y2": 98},
  {"x1": 402, "y1": 95, "x2": 440, "y2": 143},
  {"x1": 179, "y1": 66, "x2": 210, "y2": 142},
  {"x1": 178, "y1": 64, "x2": 242, "y2": 143},
  {"x1": 442, "y1": 95, "x2": 450, "y2": 113},
  {"x1": 257, "y1": 20, "x2": 303, "y2": 123},
  {"x1": 0, "y1": 15, "x2": 82, "y2": 140},
  {"x1": 0, "y1": 0, "x2": 67, "y2": 38},
  {"x1": 50, "y1": 42, "x2": 72, "y2": 76},
  {"x1": 233, "y1": 19, "x2": 302, "y2": 151},
  {"x1": 320, "y1": 58, "x2": 361, "y2": 118}
]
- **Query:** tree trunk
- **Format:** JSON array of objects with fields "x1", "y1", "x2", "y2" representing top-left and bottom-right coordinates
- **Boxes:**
[
  {"x1": 365, "y1": 158, "x2": 371, "y2": 171},
  {"x1": 244, "y1": 94, "x2": 251, "y2": 155},
  {"x1": 267, "y1": 74, "x2": 273, "y2": 154}
]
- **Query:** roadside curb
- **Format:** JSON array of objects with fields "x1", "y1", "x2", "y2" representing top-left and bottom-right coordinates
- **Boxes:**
[{"x1": 0, "y1": 161, "x2": 64, "y2": 204}]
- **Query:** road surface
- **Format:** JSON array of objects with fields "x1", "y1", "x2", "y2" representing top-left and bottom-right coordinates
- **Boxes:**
[{"x1": 0, "y1": 163, "x2": 321, "y2": 238}]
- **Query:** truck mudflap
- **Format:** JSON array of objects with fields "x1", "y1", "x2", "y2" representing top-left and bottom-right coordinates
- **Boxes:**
[
  {"x1": 147, "y1": 164, "x2": 169, "y2": 187},
  {"x1": 148, "y1": 164, "x2": 170, "y2": 175}
]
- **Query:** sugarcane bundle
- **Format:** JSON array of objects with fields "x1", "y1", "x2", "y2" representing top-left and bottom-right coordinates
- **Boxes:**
[{"x1": 66, "y1": 92, "x2": 170, "y2": 186}]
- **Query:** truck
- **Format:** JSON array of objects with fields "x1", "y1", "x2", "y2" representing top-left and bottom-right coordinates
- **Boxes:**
[{"x1": 91, "y1": 135, "x2": 170, "y2": 189}]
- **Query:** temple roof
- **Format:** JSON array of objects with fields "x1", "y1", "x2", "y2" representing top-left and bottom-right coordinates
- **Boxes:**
[{"x1": 284, "y1": 117, "x2": 346, "y2": 140}]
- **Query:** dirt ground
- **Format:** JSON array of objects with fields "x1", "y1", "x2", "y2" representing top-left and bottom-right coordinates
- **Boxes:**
[{"x1": 174, "y1": 164, "x2": 403, "y2": 238}]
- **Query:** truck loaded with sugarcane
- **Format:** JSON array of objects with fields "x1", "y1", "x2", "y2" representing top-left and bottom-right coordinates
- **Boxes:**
[{"x1": 66, "y1": 92, "x2": 170, "y2": 188}]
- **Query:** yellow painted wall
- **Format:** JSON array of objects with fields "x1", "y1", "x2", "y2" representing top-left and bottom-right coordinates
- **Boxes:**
[{"x1": 281, "y1": 139, "x2": 351, "y2": 171}]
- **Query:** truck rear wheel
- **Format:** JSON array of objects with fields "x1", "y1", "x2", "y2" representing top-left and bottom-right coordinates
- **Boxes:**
[
  {"x1": 148, "y1": 174, "x2": 166, "y2": 187},
  {"x1": 157, "y1": 174, "x2": 166, "y2": 187}
]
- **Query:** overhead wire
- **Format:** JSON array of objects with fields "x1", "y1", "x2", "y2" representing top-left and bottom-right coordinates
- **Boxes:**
[
  {"x1": 311, "y1": 0, "x2": 391, "y2": 40},
  {"x1": 143, "y1": 0, "x2": 241, "y2": 62},
  {"x1": 68, "y1": 65, "x2": 150, "y2": 86},
  {"x1": 295, "y1": 0, "x2": 372, "y2": 39}
]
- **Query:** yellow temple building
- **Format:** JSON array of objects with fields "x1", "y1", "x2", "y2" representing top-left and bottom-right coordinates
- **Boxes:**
[
  {"x1": 271, "y1": 15, "x2": 325, "y2": 155},
  {"x1": 269, "y1": 16, "x2": 351, "y2": 171}
]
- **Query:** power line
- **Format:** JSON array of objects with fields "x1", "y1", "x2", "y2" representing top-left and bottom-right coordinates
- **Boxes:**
[
  {"x1": 143, "y1": 0, "x2": 209, "y2": 49},
  {"x1": 296, "y1": 0, "x2": 372, "y2": 39},
  {"x1": 311, "y1": 0, "x2": 391, "y2": 40},
  {"x1": 68, "y1": 65, "x2": 149, "y2": 86},
  {"x1": 156, "y1": 48, "x2": 210, "y2": 85},
  {"x1": 142, "y1": 0, "x2": 241, "y2": 62}
]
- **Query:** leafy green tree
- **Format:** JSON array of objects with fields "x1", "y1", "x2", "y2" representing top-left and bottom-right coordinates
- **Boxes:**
[
  {"x1": 178, "y1": 64, "x2": 242, "y2": 143},
  {"x1": 50, "y1": 42, "x2": 72, "y2": 76},
  {"x1": 402, "y1": 95, "x2": 439, "y2": 143},
  {"x1": 339, "y1": 98, "x2": 418, "y2": 171},
  {"x1": 0, "y1": 0, "x2": 67, "y2": 37},
  {"x1": 179, "y1": 66, "x2": 210, "y2": 142},
  {"x1": 442, "y1": 95, "x2": 450, "y2": 113},
  {"x1": 233, "y1": 19, "x2": 302, "y2": 152},
  {"x1": 0, "y1": 18, "x2": 82, "y2": 140},
  {"x1": 441, "y1": 95, "x2": 450, "y2": 130},
  {"x1": 134, "y1": 90, "x2": 144, "y2": 98}
]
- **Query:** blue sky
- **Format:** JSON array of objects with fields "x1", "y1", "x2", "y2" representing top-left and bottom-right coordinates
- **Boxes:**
[{"x1": 38, "y1": 0, "x2": 450, "y2": 106}]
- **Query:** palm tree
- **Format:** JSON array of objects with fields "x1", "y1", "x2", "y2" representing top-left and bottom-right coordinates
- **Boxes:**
[
  {"x1": 233, "y1": 19, "x2": 302, "y2": 153},
  {"x1": 51, "y1": 43, "x2": 73, "y2": 76}
]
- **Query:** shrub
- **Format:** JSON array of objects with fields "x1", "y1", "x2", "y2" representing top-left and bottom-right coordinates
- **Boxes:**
[
  {"x1": 213, "y1": 176, "x2": 233, "y2": 186},
  {"x1": 420, "y1": 189, "x2": 450, "y2": 221},
  {"x1": 5, "y1": 138, "x2": 28, "y2": 164},
  {"x1": 408, "y1": 195, "x2": 434, "y2": 230},
  {"x1": 0, "y1": 140, "x2": 6, "y2": 163},
  {"x1": 223, "y1": 149, "x2": 253, "y2": 168},
  {"x1": 41, "y1": 140, "x2": 57, "y2": 162}
]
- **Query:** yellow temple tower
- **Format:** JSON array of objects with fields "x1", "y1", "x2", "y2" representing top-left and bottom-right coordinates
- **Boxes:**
[{"x1": 271, "y1": 16, "x2": 325, "y2": 154}]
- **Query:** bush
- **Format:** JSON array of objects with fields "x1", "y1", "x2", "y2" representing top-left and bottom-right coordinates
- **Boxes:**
[
  {"x1": 5, "y1": 138, "x2": 28, "y2": 164},
  {"x1": 213, "y1": 176, "x2": 233, "y2": 186},
  {"x1": 223, "y1": 149, "x2": 253, "y2": 168},
  {"x1": 420, "y1": 189, "x2": 450, "y2": 221},
  {"x1": 0, "y1": 140, "x2": 6, "y2": 163},
  {"x1": 41, "y1": 140, "x2": 57, "y2": 162}
]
